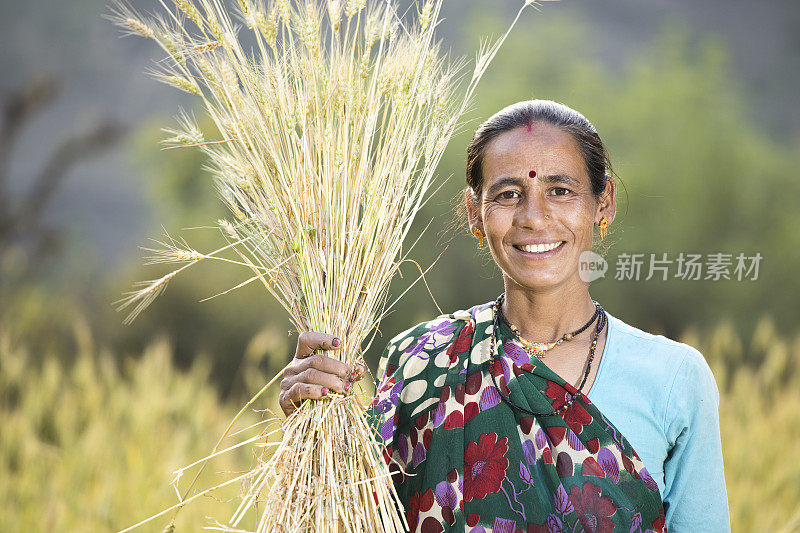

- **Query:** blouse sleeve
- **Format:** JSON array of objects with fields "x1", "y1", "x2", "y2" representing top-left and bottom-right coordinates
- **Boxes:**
[{"x1": 662, "y1": 346, "x2": 731, "y2": 532}]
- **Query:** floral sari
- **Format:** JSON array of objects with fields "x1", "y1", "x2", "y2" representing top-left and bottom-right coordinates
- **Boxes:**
[{"x1": 368, "y1": 301, "x2": 666, "y2": 533}]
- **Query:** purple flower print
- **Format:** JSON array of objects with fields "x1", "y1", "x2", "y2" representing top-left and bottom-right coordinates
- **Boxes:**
[
  {"x1": 630, "y1": 512, "x2": 642, "y2": 533},
  {"x1": 554, "y1": 484, "x2": 574, "y2": 515},
  {"x1": 503, "y1": 341, "x2": 529, "y2": 366},
  {"x1": 396, "y1": 434, "x2": 409, "y2": 463},
  {"x1": 435, "y1": 481, "x2": 458, "y2": 510},
  {"x1": 374, "y1": 398, "x2": 394, "y2": 415},
  {"x1": 430, "y1": 319, "x2": 458, "y2": 336},
  {"x1": 522, "y1": 440, "x2": 536, "y2": 465},
  {"x1": 639, "y1": 467, "x2": 659, "y2": 492},
  {"x1": 380, "y1": 419, "x2": 394, "y2": 442},
  {"x1": 404, "y1": 337, "x2": 430, "y2": 357},
  {"x1": 499, "y1": 356, "x2": 512, "y2": 387},
  {"x1": 492, "y1": 517, "x2": 516, "y2": 533},
  {"x1": 411, "y1": 441, "x2": 427, "y2": 468},
  {"x1": 388, "y1": 380, "x2": 403, "y2": 403},
  {"x1": 405, "y1": 320, "x2": 458, "y2": 356},
  {"x1": 535, "y1": 428, "x2": 547, "y2": 450},
  {"x1": 479, "y1": 386, "x2": 500, "y2": 411},
  {"x1": 547, "y1": 513, "x2": 563, "y2": 533},
  {"x1": 597, "y1": 447, "x2": 620, "y2": 484},
  {"x1": 375, "y1": 379, "x2": 402, "y2": 416},
  {"x1": 567, "y1": 429, "x2": 586, "y2": 451},
  {"x1": 519, "y1": 462, "x2": 534, "y2": 485},
  {"x1": 432, "y1": 401, "x2": 447, "y2": 428}
]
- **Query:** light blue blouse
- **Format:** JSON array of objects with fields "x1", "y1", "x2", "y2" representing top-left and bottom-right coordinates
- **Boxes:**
[{"x1": 586, "y1": 311, "x2": 731, "y2": 532}]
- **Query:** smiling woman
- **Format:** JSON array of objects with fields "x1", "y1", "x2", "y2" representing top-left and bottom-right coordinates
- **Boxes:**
[{"x1": 281, "y1": 100, "x2": 730, "y2": 532}]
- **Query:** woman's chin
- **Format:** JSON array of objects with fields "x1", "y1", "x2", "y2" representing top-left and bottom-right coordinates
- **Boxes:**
[{"x1": 504, "y1": 271, "x2": 570, "y2": 292}]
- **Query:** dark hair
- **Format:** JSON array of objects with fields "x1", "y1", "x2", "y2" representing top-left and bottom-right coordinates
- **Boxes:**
[{"x1": 465, "y1": 100, "x2": 613, "y2": 199}]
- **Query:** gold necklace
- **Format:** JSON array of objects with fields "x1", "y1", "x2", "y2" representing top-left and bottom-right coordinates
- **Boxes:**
[
  {"x1": 498, "y1": 296, "x2": 601, "y2": 359},
  {"x1": 489, "y1": 294, "x2": 607, "y2": 416}
]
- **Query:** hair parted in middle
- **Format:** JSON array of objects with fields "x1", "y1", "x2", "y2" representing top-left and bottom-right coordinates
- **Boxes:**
[{"x1": 465, "y1": 99, "x2": 614, "y2": 201}]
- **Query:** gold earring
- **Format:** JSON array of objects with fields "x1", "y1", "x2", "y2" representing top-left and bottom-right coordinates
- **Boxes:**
[
  {"x1": 472, "y1": 227, "x2": 485, "y2": 248},
  {"x1": 598, "y1": 217, "x2": 609, "y2": 241}
]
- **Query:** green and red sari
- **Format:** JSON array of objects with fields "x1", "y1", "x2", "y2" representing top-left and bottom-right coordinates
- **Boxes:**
[{"x1": 369, "y1": 301, "x2": 666, "y2": 533}]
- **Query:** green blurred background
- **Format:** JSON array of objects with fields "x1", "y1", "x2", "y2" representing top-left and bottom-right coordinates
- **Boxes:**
[{"x1": 1, "y1": 0, "x2": 799, "y2": 530}]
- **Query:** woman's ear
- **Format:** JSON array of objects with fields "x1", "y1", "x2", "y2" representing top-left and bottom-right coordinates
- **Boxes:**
[
  {"x1": 464, "y1": 187, "x2": 484, "y2": 234},
  {"x1": 596, "y1": 174, "x2": 617, "y2": 225}
]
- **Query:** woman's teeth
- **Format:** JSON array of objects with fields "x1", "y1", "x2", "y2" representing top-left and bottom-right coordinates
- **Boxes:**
[{"x1": 518, "y1": 242, "x2": 563, "y2": 253}]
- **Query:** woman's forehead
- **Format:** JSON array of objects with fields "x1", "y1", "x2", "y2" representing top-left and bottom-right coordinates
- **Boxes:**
[{"x1": 482, "y1": 124, "x2": 587, "y2": 179}]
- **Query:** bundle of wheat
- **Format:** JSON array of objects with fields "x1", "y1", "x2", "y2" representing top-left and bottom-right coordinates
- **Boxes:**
[{"x1": 107, "y1": 0, "x2": 547, "y2": 530}]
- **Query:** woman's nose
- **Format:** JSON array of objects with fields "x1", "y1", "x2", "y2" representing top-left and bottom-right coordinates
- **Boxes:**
[{"x1": 515, "y1": 192, "x2": 549, "y2": 227}]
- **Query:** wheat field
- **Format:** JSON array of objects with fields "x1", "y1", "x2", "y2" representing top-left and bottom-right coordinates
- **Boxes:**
[{"x1": 1, "y1": 316, "x2": 799, "y2": 531}]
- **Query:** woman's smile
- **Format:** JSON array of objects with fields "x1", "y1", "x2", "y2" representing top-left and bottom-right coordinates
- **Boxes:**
[{"x1": 512, "y1": 240, "x2": 566, "y2": 256}]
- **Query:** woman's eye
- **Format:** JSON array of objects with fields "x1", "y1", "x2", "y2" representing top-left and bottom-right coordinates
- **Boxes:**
[
  {"x1": 551, "y1": 187, "x2": 571, "y2": 196},
  {"x1": 496, "y1": 190, "x2": 521, "y2": 201}
]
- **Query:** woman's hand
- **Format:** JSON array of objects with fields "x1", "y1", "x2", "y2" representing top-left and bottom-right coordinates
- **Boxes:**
[{"x1": 279, "y1": 332, "x2": 367, "y2": 416}]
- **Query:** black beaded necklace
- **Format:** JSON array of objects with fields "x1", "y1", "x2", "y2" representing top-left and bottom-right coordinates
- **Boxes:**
[
  {"x1": 488, "y1": 294, "x2": 607, "y2": 417},
  {"x1": 499, "y1": 296, "x2": 601, "y2": 359}
]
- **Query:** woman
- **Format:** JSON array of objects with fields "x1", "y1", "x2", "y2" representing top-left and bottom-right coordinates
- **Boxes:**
[{"x1": 279, "y1": 100, "x2": 730, "y2": 532}]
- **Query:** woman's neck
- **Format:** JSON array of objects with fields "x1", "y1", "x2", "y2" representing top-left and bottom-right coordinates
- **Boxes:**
[{"x1": 501, "y1": 280, "x2": 597, "y2": 342}]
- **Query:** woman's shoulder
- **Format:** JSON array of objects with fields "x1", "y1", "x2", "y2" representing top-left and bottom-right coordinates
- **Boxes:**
[
  {"x1": 607, "y1": 311, "x2": 692, "y2": 352},
  {"x1": 376, "y1": 303, "x2": 486, "y2": 378},
  {"x1": 606, "y1": 311, "x2": 709, "y2": 372},
  {"x1": 604, "y1": 311, "x2": 719, "y2": 412}
]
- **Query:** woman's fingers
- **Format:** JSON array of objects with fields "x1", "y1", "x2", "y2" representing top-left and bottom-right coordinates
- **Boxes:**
[
  {"x1": 280, "y1": 382, "x2": 328, "y2": 415},
  {"x1": 354, "y1": 362, "x2": 367, "y2": 381},
  {"x1": 287, "y1": 353, "x2": 351, "y2": 383},
  {"x1": 296, "y1": 366, "x2": 348, "y2": 393},
  {"x1": 280, "y1": 330, "x2": 372, "y2": 416},
  {"x1": 295, "y1": 331, "x2": 341, "y2": 358}
]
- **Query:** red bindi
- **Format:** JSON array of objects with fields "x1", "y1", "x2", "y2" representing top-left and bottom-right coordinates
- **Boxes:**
[{"x1": 528, "y1": 170, "x2": 536, "y2": 178}]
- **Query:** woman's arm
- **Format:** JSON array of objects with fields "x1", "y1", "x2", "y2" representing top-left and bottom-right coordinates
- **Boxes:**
[{"x1": 662, "y1": 346, "x2": 731, "y2": 531}]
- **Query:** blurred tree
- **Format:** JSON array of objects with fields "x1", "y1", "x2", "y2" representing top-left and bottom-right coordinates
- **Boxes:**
[
  {"x1": 0, "y1": 74, "x2": 126, "y2": 358},
  {"x1": 0, "y1": 74, "x2": 126, "y2": 278}
]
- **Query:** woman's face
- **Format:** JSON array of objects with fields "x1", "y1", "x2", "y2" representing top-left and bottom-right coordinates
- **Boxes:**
[{"x1": 467, "y1": 121, "x2": 615, "y2": 293}]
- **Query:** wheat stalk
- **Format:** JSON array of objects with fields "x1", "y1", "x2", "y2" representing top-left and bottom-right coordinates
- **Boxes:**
[{"x1": 107, "y1": 0, "x2": 550, "y2": 530}]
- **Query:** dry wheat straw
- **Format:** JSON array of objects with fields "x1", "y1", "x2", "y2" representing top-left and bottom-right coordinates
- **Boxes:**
[{"x1": 108, "y1": 0, "x2": 550, "y2": 530}]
